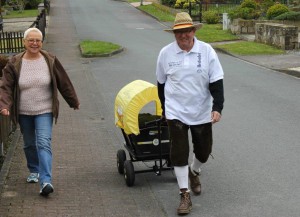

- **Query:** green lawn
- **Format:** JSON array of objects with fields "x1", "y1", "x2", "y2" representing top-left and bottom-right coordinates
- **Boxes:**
[
  {"x1": 215, "y1": 41, "x2": 285, "y2": 55},
  {"x1": 3, "y1": 9, "x2": 39, "y2": 19},
  {"x1": 196, "y1": 24, "x2": 239, "y2": 43}
]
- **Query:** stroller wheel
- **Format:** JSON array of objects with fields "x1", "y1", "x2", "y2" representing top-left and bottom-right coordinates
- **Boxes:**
[
  {"x1": 124, "y1": 160, "x2": 135, "y2": 187},
  {"x1": 117, "y1": 149, "x2": 126, "y2": 174}
]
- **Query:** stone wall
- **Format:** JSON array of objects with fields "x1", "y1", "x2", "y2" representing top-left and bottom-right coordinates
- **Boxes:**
[
  {"x1": 231, "y1": 19, "x2": 300, "y2": 35},
  {"x1": 255, "y1": 23, "x2": 299, "y2": 50},
  {"x1": 231, "y1": 19, "x2": 256, "y2": 34}
]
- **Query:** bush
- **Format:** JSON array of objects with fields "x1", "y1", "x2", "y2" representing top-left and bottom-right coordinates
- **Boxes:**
[
  {"x1": 228, "y1": 7, "x2": 261, "y2": 20},
  {"x1": 228, "y1": 0, "x2": 261, "y2": 20},
  {"x1": 260, "y1": 0, "x2": 276, "y2": 15},
  {"x1": 24, "y1": 0, "x2": 41, "y2": 9},
  {"x1": 203, "y1": 11, "x2": 220, "y2": 24},
  {"x1": 161, "y1": 0, "x2": 176, "y2": 7},
  {"x1": 174, "y1": 0, "x2": 196, "y2": 9},
  {"x1": 241, "y1": 0, "x2": 258, "y2": 9},
  {"x1": 266, "y1": 3, "x2": 289, "y2": 19},
  {"x1": 273, "y1": 11, "x2": 300, "y2": 20}
]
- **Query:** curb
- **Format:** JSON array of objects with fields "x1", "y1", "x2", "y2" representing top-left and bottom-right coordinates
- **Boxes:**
[
  {"x1": 214, "y1": 47, "x2": 300, "y2": 78},
  {"x1": 277, "y1": 69, "x2": 300, "y2": 78},
  {"x1": 0, "y1": 128, "x2": 21, "y2": 192}
]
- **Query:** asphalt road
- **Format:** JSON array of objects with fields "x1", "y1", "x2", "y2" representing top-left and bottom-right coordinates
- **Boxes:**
[{"x1": 67, "y1": 0, "x2": 300, "y2": 216}]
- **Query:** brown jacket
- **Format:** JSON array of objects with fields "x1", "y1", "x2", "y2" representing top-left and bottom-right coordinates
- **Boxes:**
[{"x1": 0, "y1": 50, "x2": 79, "y2": 124}]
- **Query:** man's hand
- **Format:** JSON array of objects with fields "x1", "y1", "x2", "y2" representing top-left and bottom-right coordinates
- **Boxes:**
[
  {"x1": 211, "y1": 111, "x2": 221, "y2": 124},
  {"x1": 0, "y1": 109, "x2": 10, "y2": 116}
]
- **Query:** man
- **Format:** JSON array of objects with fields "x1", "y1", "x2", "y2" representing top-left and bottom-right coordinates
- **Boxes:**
[{"x1": 156, "y1": 12, "x2": 224, "y2": 215}]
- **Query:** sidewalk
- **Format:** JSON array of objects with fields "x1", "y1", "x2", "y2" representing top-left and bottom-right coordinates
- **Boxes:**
[
  {"x1": 0, "y1": 0, "x2": 168, "y2": 216},
  {"x1": 0, "y1": 1, "x2": 299, "y2": 216}
]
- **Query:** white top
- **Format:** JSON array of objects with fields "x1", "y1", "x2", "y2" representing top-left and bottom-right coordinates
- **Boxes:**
[
  {"x1": 156, "y1": 37, "x2": 224, "y2": 125},
  {"x1": 19, "y1": 56, "x2": 52, "y2": 115}
]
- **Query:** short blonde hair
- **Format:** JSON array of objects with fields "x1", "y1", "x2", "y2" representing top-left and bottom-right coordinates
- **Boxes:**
[{"x1": 23, "y1": 28, "x2": 43, "y2": 39}]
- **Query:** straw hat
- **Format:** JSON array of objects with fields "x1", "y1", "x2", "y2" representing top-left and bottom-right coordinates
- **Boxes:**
[{"x1": 165, "y1": 12, "x2": 203, "y2": 32}]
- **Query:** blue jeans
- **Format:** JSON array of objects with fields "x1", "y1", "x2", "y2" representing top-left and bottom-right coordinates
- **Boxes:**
[{"x1": 19, "y1": 113, "x2": 53, "y2": 187}]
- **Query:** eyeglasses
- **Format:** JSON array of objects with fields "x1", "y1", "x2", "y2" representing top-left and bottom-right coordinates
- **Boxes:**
[
  {"x1": 174, "y1": 28, "x2": 194, "y2": 34},
  {"x1": 25, "y1": 39, "x2": 43, "y2": 44}
]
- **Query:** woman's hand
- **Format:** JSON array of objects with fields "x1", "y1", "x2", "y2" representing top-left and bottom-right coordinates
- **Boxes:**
[
  {"x1": 73, "y1": 104, "x2": 80, "y2": 110},
  {"x1": 0, "y1": 109, "x2": 10, "y2": 116}
]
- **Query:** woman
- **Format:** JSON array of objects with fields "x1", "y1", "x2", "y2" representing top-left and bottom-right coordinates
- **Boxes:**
[{"x1": 0, "y1": 27, "x2": 80, "y2": 196}]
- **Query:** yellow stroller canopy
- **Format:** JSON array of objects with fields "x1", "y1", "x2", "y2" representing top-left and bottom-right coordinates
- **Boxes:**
[{"x1": 114, "y1": 80, "x2": 162, "y2": 135}]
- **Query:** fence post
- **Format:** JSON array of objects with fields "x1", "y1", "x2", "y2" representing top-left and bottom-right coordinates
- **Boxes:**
[
  {"x1": 0, "y1": 115, "x2": 14, "y2": 156},
  {"x1": 36, "y1": 10, "x2": 46, "y2": 40}
]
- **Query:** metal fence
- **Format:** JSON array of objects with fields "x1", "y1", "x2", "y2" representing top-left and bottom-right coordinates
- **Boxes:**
[
  {"x1": 186, "y1": 2, "x2": 240, "y2": 22},
  {"x1": 30, "y1": 9, "x2": 47, "y2": 39},
  {"x1": 0, "y1": 31, "x2": 24, "y2": 54},
  {"x1": 0, "y1": 9, "x2": 47, "y2": 54}
]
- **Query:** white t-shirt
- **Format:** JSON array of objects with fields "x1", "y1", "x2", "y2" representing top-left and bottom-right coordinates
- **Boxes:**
[{"x1": 156, "y1": 37, "x2": 224, "y2": 125}]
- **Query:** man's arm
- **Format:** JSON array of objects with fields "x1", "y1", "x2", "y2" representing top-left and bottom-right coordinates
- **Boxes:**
[
  {"x1": 157, "y1": 81, "x2": 165, "y2": 117},
  {"x1": 209, "y1": 79, "x2": 224, "y2": 123}
]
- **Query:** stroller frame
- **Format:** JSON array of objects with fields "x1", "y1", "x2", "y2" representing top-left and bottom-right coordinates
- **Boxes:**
[{"x1": 117, "y1": 118, "x2": 173, "y2": 187}]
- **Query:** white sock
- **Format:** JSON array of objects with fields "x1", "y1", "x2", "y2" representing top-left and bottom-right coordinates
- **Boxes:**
[
  {"x1": 191, "y1": 154, "x2": 202, "y2": 174},
  {"x1": 174, "y1": 165, "x2": 189, "y2": 190}
]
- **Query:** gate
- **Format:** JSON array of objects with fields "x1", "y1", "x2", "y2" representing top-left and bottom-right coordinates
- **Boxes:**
[
  {"x1": 187, "y1": 1, "x2": 241, "y2": 23},
  {"x1": 189, "y1": 1, "x2": 202, "y2": 22}
]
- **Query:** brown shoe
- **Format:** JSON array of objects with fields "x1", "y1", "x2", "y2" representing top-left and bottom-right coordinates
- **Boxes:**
[
  {"x1": 189, "y1": 167, "x2": 201, "y2": 195},
  {"x1": 177, "y1": 191, "x2": 192, "y2": 215}
]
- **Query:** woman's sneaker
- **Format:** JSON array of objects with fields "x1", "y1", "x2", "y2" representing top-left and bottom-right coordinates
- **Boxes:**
[
  {"x1": 27, "y1": 173, "x2": 39, "y2": 183},
  {"x1": 40, "y1": 183, "x2": 54, "y2": 196}
]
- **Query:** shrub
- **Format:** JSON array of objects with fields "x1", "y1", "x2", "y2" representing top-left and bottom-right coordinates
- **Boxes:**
[
  {"x1": 203, "y1": 11, "x2": 220, "y2": 24},
  {"x1": 183, "y1": 2, "x2": 189, "y2": 9},
  {"x1": 228, "y1": 7, "x2": 261, "y2": 20},
  {"x1": 273, "y1": 11, "x2": 300, "y2": 20},
  {"x1": 266, "y1": 3, "x2": 289, "y2": 20},
  {"x1": 228, "y1": 0, "x2": 261, "y2": 20},
  {"x1": 260, "y1": 0, "x2": 276, "y2": 15},
  {"x1": 174, "y1": 0, "x2": 196, "y2": 9},
  {"x1": 161, "y1": 0, "x2": 176, "y2": 7},
  {"x1": 24, "y1": 0, "x2": 41, "y2": 9},
  {"x1": 241, "y1": 0, "x2": 258, "y2": 9}
]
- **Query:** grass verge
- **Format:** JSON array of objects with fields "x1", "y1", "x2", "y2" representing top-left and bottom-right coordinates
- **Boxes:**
[
  {"x1": 79, "y1": 40, "x2": 123, "y2": 57},
  {"x1": 139, "y1": 4, "x2": 175, "y2": 22}
]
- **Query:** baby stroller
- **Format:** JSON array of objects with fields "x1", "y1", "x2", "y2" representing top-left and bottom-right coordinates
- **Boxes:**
[{"x1": 115, "y1": 80, "x2": 172, "y2": 187}]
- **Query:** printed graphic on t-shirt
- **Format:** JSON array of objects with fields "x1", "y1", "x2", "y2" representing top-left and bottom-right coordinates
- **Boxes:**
[
  {"x1": 197, "y1": 53, "x2": 202, "y2": 73},
  {"x1": 168, "y1": 61, "x2": 182, "y2": 68}
]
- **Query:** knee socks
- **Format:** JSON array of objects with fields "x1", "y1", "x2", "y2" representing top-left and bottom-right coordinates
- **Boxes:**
[
  {"x1": 191, "y1": 154, "x2": 202, "y2": 174},
  {"x1": 174, "y1": 165, "x2": 188, "y2": 190}
]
